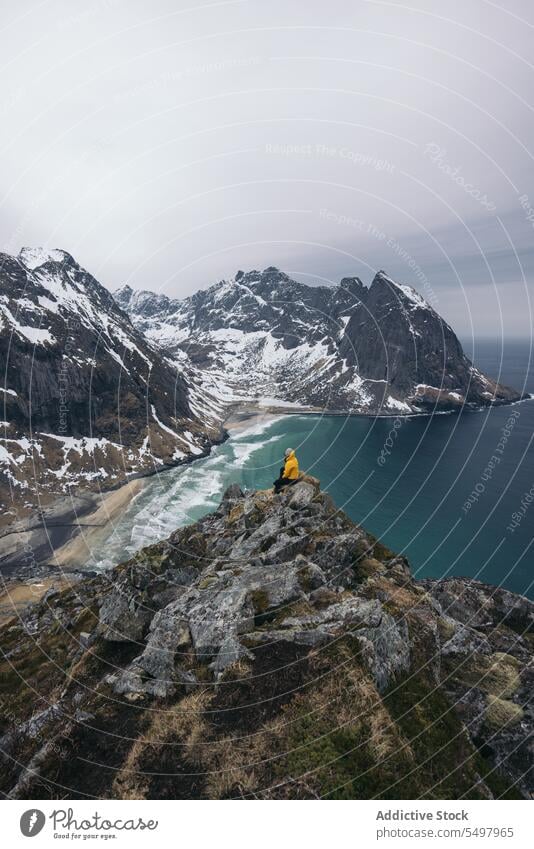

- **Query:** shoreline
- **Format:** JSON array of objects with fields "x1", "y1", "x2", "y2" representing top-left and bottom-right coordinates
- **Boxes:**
[
  {"x1": 222, "y1": 404, "x2": 299, "y2": 434},
  {"x1": 2, "y1": 394, "x2": 532, "y2": 599},
  {"x1": 0, "y1": 479, "x2": 145, "y2": 584},
  {"x1": 52, "y1": 478, "x2": 145, "y2": 569},
  {"x1": 222, "y1": 392, "x2": 534, "y2": 432},
  {"x1": 0, "y1": 479, "x2": 145, "y2": 624}
]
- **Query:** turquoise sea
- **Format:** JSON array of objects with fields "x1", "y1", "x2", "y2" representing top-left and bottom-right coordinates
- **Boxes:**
[{"x1": 88, "y1": 339, "x2": 534, "y2": 599}]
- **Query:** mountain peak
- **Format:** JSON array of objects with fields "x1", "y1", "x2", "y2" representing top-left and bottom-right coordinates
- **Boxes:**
[
  {"x1": 114, "y1": 283, "x2": 133, "y2": 298},
  {"x1": 371, "y1": 269, "x2": 429, "y2": 310},
  {"x1": 339, "y1": 276, "x2": 365, "y2": 298},
  {"x1": 117, "y1": 263, "x2": 521, "y2": 413},
  {"x1": 18, "y1": 246, "x2": 74, "y2": 270}
]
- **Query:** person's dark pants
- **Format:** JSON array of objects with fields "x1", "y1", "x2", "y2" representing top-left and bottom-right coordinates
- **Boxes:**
[{"x1": 273, "y1": 476, "x2": 294, "y2": 494}]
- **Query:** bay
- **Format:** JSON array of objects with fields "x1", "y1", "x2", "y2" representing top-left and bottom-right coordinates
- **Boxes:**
[{"x1": 87, "y1": 339, "x2": 534, "y2": 599}]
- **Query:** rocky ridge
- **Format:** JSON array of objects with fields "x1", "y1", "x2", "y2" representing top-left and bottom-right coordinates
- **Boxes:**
[
  {"x1": 115, "y1": 266, "x2": 523, "y2": 416},
  {"x1": 1, "y1": 480, "x2": 531, "y2": 799}
]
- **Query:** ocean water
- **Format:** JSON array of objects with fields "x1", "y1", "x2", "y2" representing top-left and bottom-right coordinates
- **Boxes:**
[{"x1": 87, "y1": 339, "x2": 534, "y2": 599}]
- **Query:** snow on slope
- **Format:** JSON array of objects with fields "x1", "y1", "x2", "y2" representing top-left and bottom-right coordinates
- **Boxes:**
[
  {"x1": 115, "y1": 266, "x2": 522, "y2": 418},
  {"x1": 0, "y1": 249, "x2": 221, "y2": 513}
]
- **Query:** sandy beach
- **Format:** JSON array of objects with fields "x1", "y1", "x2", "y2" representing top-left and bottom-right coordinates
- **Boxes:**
[
  {"x1": 223, "y1": 401, "x2": 318, "y2": 434},
  {"x1": 0, "y1": 405, "x2": 298, "y2": 587},
  {"x1": 223, "y1": 405, "x2": 282, "y2": 434},
  {"x1": 0, "y1": 479, "x2": 146, "y2": 624},
  {"x1": 53, "y1": 478, "x2": 145, "y2": 569}
]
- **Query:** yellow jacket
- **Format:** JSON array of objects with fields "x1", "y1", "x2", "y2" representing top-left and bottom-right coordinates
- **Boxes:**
[{"x1": 283, "y1": 450, "x2": 299, "y2": 479}]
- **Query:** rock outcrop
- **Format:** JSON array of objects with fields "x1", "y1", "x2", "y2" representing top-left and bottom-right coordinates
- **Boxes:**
[{"x1": 0, "y1": 481, "x2": 532, "y2": 799}]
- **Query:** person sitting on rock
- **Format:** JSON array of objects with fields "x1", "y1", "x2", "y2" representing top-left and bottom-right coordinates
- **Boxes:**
[{"x1": 273, "y1": 447, "x2": 299, "y2": 493}]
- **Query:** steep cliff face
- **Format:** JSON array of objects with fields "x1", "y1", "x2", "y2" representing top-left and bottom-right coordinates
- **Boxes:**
[
  {"x1": 0, "y1": 249, "x2": 220, "y2": 523},
  {"x1": 339, "y1": 271, "x2": 509, "y2": 409},
  {"x1": 1, "y1": 482, "x2": 531, "y2": 800},
  {"x1": 116, "y1": 267, "x2": 522, "y2": 416}
]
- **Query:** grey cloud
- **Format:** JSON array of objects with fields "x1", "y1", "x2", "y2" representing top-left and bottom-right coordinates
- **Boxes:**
[{"x1": 0, "y1": 0, "x2": 532, "y2": 337}]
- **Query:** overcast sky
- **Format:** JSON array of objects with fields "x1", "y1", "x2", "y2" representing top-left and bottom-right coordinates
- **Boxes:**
[{"x1": 1, "y1": 0, "x2": 533, "y2": 337}]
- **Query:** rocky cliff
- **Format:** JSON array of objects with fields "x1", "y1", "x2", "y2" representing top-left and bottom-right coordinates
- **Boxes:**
[
  {"x1": 115, "y1": 267, "x2": 523, "y2": 416},
  {"x1": 1, "y1": 480, "x2": 531, "y2": 799},
  {"x1": 0, "y1": 248, "x2": 222, "y2": 525}
]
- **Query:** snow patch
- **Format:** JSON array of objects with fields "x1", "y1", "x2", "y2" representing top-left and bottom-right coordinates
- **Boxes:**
[
  {"x1": 19, "y1": 247, "x2": 67, "y2": 269},
  {"x1": 0, "y1": 300, "x2": 55, "y2": 345},
  {"x1": 255, "y1": 396, "x2": 312, "y2": 409},
  {"x1": 150, "y1": 404, "x2": 178, "y2": 438},
  {"x1": 385, "y1": 395, "x2": 413, "y2": 412}
]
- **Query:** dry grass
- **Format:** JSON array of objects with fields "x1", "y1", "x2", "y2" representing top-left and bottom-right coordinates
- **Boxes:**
[
  {"x1": 460, "y1": 652, "x2": 521, "y2": 698},
  {"x1": 111, "y1": 689, "x2": 212, "y2": 799},
  {"x1": 484, "y1": 695, "x2": 524, "y2": 730},
  {"x1": 373, "y1": 577, "x2": 420, "y2": 611}
]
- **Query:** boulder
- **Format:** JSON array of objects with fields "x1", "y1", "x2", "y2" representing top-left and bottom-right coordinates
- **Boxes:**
[
  {"x1": 211, "y1": 635, "x2": 253, "y2": 678},
  {"x1": 186, "y1": 586, "x2": 255, "y2": 660},
  {"x1": 288, "y1": 481, "x2": 316, "y2": 509},
  {"x1": 99, "y1": 585, "x2": 151, "y2": 643},
  {"x1": 136, "y1": 604, "x2": 191, "y2": 679}
]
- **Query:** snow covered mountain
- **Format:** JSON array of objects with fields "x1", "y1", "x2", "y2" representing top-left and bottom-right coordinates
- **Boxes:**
[
  {"x1": 115, "y1": 266, "x2": 522, "y2": 415},
  {"x1": 0, "y1": 248, "x2": 221, "y2": 522},
  {"x1": 0, "y1": 250, "x2": 522, "y2": 524}
]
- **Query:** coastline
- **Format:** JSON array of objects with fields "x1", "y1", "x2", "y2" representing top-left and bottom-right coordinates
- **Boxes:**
[
  {"x1": 2, "y1": 393, "x2": 533, "y2": 608},
  {"x1": 0, "y1": 424, "x2": 231, "y2": 581},
  {"x1": 0, "y1": 479, "x2": 146, "y2": 622},
  {"x1": 0, "y1": 406, "x2": 286, "y2": 588},
  {"x1": 222, "y1": 393, "x2": 534, "y2": 433},
  {"x1": 222, "y1": 403, "x2": 297, "y2": 434},
  {"x1": 52, "y1": 478, "x2": 145, "y2": 569}
]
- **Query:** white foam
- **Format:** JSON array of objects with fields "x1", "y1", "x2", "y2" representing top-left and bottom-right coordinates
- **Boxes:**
[
  {"x1": 231, "y1": 434, "x2": 280, "y2": 467},
  {"x1": 125, "y1": 467, "x2": 224, "y2": 552},
  {"x1": 230, "y1": 414, "x2": 284, "y2": 439}
]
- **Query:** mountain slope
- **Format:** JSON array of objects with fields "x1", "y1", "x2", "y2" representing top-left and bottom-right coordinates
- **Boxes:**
[
  {"x1": 0, "y1": 248, "x2": 221, "y2": 523},
  {"x1": 115, "y1": 267, "x2": 522, "y2": 415},
  {"x1": 1, "y1": 480, "x2": 531, "y2": 799}
]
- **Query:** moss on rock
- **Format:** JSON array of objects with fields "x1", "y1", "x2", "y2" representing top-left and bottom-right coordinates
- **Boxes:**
[{"x1": 484, "y1": 696, "x2": 524, "y2": 730}]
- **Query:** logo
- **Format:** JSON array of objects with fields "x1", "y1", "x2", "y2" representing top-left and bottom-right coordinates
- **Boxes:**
[{"x1": 20, "y1": 809, "x2": 46, "y2": 837}]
